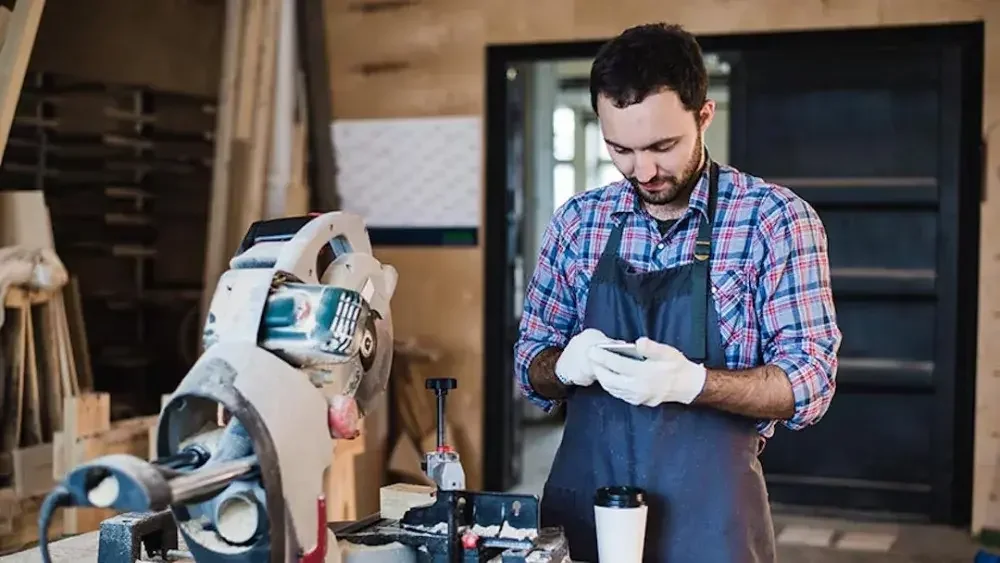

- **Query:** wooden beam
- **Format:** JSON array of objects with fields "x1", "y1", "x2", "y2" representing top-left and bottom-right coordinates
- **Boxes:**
[
  {"x1": 241, "y1": 0, "x2": 281, "y2": 228},
  {"x1": 297, "y1": 0, "x2": 339, "y2": 212},
  {"x1": 0, "y1": 0, "x2": 44, "y2": 166},
  {"x1": 201, "y1": 0, "x2": 246, "y2": 326}
]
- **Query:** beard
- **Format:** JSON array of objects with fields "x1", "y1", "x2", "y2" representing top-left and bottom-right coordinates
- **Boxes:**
[{"x1": 628, "y1": 134, "x2": 704, "y2": 206}]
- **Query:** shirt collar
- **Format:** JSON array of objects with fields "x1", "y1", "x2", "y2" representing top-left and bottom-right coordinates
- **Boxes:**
[{"x1": 611, "y1": 148, "x2": 712, "y2": 220}]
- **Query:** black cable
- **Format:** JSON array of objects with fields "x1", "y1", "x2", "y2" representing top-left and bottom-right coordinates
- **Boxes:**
[{"x1": 38, "y1": 485, "x2": 72, "y2": 563}]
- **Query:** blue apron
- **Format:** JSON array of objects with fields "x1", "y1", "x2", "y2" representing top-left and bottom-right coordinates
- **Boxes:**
[{"x1": 540, "y1": 162, "x2": 776, "y2": 562}]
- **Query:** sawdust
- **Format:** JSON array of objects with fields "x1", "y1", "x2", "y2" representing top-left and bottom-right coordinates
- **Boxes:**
[{"x1": 470, "y1": 521, "x2": 537, "y2": 540}]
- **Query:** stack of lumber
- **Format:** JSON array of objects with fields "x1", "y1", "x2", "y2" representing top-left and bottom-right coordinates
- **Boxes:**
[
  {"x1": 1, "y1": 71, "x2": 219, "y2": 411},
  {"x1": 202, "y1": 0, "x2": 312, "y2": 325},
  {"x1": 0, "y1": 392, "x2": 156, "y2": 555},
  {"x1": 0, "y1": 191, "x2": 94, "y2": 554},
  {"x1": 0, "y1": 191, "x2": 88, "y2": 480}
]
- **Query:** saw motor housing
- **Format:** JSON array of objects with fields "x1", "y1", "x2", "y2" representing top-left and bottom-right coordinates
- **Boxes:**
[
  {"x1": 163, "y1": 211, "x2": 398, "y2": 562},
  {"x1": 48, "y1": 212, "x2": 398, "y2": 563}
]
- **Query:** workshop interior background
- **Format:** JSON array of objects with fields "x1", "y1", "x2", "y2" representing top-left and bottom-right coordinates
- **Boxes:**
[{"x1": 2, "y1": 0, "x2": 1000, "y2": 562}]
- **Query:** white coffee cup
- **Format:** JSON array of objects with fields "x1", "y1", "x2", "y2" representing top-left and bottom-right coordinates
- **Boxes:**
[{"x1": 594, "y1": 486, "x2": 648, "y2": 563}]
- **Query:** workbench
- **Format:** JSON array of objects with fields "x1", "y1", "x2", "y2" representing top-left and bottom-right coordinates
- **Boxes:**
[{"x1": 0, "y1": 530, "x2": 155, "y2": 563}]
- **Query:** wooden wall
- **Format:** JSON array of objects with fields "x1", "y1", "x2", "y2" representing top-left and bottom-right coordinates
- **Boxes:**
[
  {"x1": 325, "y1": 0, "x2": 1000, "y2": 531},
  {"x1": 30, "y1": 0, "x2": 223, "y2": 97}
]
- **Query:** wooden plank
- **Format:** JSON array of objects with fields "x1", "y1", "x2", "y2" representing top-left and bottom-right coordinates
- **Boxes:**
[
  {"x1": 285, "y1": 105, "x2": 310, "y2": 215},
  {"x1": 233, "y1": 1, "x2": 262, "y2": 141},
  {"x1": 0, "y1": 304, "x2": 26, "y2": 474},
  {"x1": 52, "y1": 293, "x2": 78, "y2": 397},
  {"x1": 62, "y1": 393, "x2": 110, "y2": 441},
  {"x1": 284, "y1": 66, "x2": 311, "y2": 215},
  {"x1": 224, "y1": 3, "x2": 264, "y2": 257},
  {"x1": 266, "y1": 0, "x2": 295, "y2": 219},
  {"x1": 0, "y1": 0, "x2": 45, "y2": 165},
  {"x1": 241, "y1": 0, "x2": 281, "y2": 227},
  {"x1": 11, "y1": 443, "x2": 52, "y2": 498},
  {"x1": 0, "y1": 190, "x2": 55, "y2": 249},
  {"x1": 60, "y1": 279, "x2": 89, "y2": 392},
  {"x1": 31, "y1": 302, "x2": 62, "y2": 439},
  {"x1": 0, "y1": 488, "x2": 62, "y2": 555},
  {"x1": 298, "y1": 0, "x2": 339, "y2": 208},
  {"x1": 379, "y1": 483, "x2": 435, "y2": 520},
  {"x1": 0, "y1": 7, "x2": 13, "y2": 50},
  {"x1": 201, "y1": 0, "x2": 246, "y2": 327}
]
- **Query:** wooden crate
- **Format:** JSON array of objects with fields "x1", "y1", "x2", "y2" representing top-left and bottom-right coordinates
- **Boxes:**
[{"x1": 0, "y1": 392, "x2": 156, "y2": 555}]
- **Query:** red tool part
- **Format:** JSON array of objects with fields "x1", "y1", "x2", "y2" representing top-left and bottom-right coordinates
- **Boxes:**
[
  {"x1": 299, "y1": 495, "x2": 328, "y2": 563},
  {"x1": 327, "y1": 394, "x2": 361, "y2": 440}
]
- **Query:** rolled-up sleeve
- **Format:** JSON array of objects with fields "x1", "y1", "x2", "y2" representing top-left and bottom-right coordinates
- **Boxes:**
[
  {"x1": 514, "y1": 208, "x2": 580, "y2": 412},
  {"x1": 756, "y1": 193, "x2": 842, "y2": 430}
]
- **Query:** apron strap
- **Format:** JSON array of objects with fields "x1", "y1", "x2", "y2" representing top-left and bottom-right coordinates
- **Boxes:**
[
  {"x1": 593, "y1": 212, "x2": 629, "y2": 278},
  {"x1": 688, "y1": 161, "x2": 721, "y2": 363}
]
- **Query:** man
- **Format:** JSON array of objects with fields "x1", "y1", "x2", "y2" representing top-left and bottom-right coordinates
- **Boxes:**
[{"x1": 513, "y1": 23, "x2": 841, "y2": 563}]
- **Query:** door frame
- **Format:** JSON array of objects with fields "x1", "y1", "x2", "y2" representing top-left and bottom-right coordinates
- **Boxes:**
[{"x1": 482, "y1": 22, "x2": 982, "y2": 526}]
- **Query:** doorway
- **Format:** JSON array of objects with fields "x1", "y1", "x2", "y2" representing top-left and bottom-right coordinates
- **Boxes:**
[{"x1": 483, "y1": 23, "x2": 983, "y2": 526}]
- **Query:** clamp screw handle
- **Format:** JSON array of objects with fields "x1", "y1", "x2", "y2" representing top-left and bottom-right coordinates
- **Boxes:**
[
  {"x1": 426, "y1": 378, "x2": 457, "y2": 393},
  {"x1": 426, "y1": 378, "x2": 457, "y2": 451}
]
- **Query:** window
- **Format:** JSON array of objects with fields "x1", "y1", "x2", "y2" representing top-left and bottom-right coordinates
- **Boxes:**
[
  {"x1": 552, "y1": 163, "x2": 575, "y2": 210},
  {"x1": 552, "y1": 106, "x2": 576, "y2": 209},
  {"x1": 551, "y1": 106, "x2": 622, "y2": 211},
  {"x1": 585, "y1": 120, "x2": 620, "y2": 188}
]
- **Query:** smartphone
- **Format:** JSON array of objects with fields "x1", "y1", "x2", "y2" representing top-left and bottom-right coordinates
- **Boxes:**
[{"x1": 597, "y1": 342, "x2": 647, "y2": 361}]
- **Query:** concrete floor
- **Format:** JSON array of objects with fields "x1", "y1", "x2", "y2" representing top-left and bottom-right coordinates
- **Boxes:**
[{"x1": 510, "y1": 422, "x2": 985, "y2": 563}]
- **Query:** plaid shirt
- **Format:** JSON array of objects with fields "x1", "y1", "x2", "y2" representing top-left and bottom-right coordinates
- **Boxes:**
[{"x1": 514, "y1": 161, "x2": 841, "y2": 437}]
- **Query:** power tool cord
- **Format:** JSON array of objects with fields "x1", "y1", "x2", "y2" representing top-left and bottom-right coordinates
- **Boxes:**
[{"x1": 38, "y1": 485, "x2": 72, "y2": 563}]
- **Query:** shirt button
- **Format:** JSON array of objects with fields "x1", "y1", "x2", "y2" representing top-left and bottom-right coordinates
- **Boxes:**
[{"x1": 656, "y1": 243, "x2": 665, "y2": 250}]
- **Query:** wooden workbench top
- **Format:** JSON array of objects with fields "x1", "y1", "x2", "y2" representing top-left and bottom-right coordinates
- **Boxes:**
[{"x1": 1, "y1": 531, "x2": 104, "y2": 563}]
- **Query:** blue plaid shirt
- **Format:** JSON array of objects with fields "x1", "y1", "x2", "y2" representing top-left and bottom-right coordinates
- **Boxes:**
[{"x1": 514, "y1": 162, "x2": 841, "y2": 437}]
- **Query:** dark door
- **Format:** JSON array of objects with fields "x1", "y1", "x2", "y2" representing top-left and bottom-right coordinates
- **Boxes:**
[
  {"x1": 484, "y1": 59, "x2": 528, "y2": 492},
  {"x1": 726, "y1": 26, "x2": 982, "y2": 524}
]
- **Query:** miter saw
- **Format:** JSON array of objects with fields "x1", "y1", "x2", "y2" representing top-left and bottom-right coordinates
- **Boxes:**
[{"x1": 35, "y1": 211, "x2": 570, "y2": 563}]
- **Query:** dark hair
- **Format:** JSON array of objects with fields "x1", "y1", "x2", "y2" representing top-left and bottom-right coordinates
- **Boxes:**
[{"x1": 590, "y1": 23, "x2": 708, "y2": 116}]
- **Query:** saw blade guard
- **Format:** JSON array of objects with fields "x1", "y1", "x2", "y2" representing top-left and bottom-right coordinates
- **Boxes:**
[
  {"x1": 154, "y1": 342, "x2": 339, "y2": 563},
  {"x1": 202, "y1": 211, "x2": 397, "y2": 419}
]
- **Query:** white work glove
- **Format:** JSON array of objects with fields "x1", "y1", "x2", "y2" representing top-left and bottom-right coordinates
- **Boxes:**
[
  {"x1": 588, "y1": 337, "x2": 706, "y2": 407},
  {"x1": 554, "y1": 328, "x2": 616, "y2": 387}
]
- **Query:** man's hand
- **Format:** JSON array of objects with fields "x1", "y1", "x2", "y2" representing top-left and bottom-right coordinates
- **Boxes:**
[
  {"x1": 554, "y1": 328, "x2": 616, "y2": 387},
  {"x1": 588, "y1": 337, "x2": 706, "y2": 406}
]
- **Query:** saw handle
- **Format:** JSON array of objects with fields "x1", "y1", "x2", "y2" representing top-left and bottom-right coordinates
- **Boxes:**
[
  {"x1": 232, "y1": 212, "x2": 374, "y2": 284},
  {"x1": 273, "y1": 212, "x2": 372, "y2": 284}
]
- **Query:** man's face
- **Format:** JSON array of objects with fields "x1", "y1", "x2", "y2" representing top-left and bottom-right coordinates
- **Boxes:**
[{"x1": 597, "y1": 89, "x2": 714, "y2": 206}]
